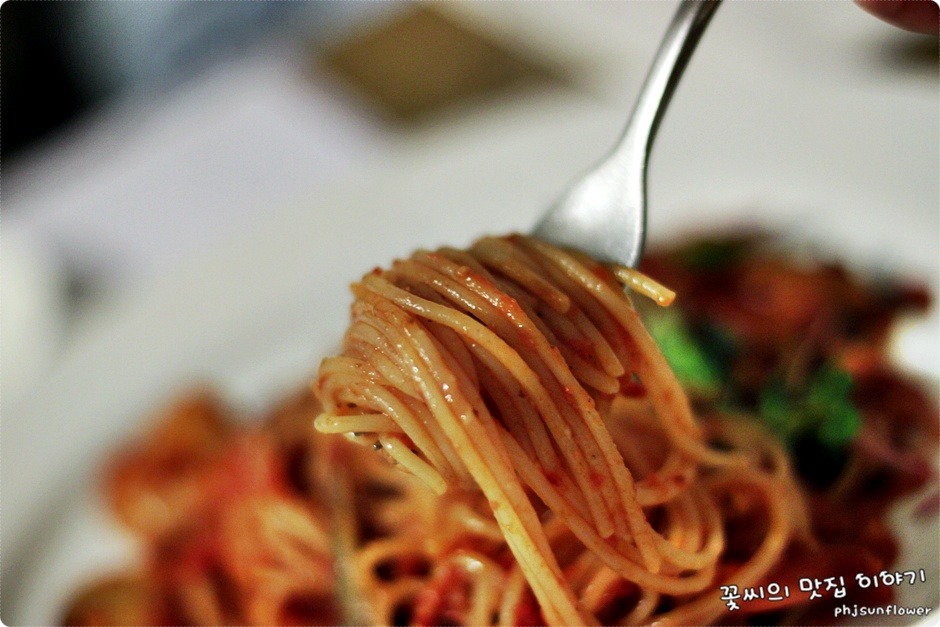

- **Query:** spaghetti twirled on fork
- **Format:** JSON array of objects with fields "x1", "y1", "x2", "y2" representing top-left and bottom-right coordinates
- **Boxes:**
[{"x1": 315, "y1": 234, "x2": 800, "y2": 625}]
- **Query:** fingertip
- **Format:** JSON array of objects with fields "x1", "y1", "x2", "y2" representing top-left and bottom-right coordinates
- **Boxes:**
[{"x1": 856, "y1": 0, "x2": 939, "y2": 35}]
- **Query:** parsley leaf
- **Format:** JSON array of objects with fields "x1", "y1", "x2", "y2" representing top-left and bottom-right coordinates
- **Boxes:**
[{"x1": 758, "y1": 363, "x2": 861, "y2": 449}]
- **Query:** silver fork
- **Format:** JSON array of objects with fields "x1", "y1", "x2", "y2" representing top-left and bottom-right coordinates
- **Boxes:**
[{"x1": 534, "y1": 0, "x2": 722, "y2": 268}]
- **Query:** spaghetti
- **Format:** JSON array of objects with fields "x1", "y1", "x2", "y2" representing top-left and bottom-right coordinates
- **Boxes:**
[{"x1": 315, "y1": 234, "x2": 801, "y2": 625}]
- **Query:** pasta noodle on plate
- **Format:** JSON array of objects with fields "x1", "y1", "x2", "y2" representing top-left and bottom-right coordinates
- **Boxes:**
[{"x1": 64, "y1": 232, "x2": 937, "y2": 626}]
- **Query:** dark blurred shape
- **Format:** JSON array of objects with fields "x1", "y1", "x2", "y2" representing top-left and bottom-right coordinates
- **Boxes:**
[
  {"x1": 1, "y1": 1, "x2": 91, "y2": 160},
  {"x1": 321, "y1": 6, "x2": 560, "y2": 121},
  {"x1": 1, "y1": 1, "x2": 314, "y2": 162},
  {"x1": 869, "y1": 28, "x2": 939, "y2": 76}
]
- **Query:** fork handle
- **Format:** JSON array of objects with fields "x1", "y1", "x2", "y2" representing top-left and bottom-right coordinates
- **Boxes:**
[{"x1": 617, "y1": 0, "x2": 722, "y2": 160}]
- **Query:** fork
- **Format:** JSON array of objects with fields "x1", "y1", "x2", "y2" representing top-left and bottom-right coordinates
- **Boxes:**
[{"x1": 534, "y1": 0, "x2": 722, "y2": 269}]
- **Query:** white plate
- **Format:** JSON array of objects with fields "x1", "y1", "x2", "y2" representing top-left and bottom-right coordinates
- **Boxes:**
[{"x1": 3, "y1": 3, "x2": 937, "y2": 624}]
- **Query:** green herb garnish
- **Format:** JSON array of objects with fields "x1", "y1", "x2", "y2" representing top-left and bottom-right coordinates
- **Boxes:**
[
  {"x1": 758, "y1": 363, "x2": 861, "y2": 449},
  {"x1": 676, "y1": 236, "x2": 752, "y2": 271},
  {"x1": 646, "y1": 309, "x2": 722, "y2": 395}
]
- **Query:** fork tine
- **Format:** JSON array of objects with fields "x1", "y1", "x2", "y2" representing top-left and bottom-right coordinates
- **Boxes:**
[{"x1": 534, "y1": 1, "x2": 722, "y2": 269}]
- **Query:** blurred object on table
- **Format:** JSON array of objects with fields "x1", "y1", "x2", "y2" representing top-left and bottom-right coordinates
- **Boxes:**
[
  {"x1": 320, "y1": 5, "x2": 562, "y2": 121},
  {"x1": 0, "y1": 227, "x2": 68, "y2": 409}
]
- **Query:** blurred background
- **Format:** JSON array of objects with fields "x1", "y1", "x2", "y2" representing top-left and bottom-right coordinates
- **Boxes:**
[
  {"x1": 4, "y1": 0, "x2": 578, "y2": 407},
  {"x1": 3, "y1": 0, "x2": 937, "y2": 407},
  {"x1": 2, "y1": 2, "x2": 938, "y2": 621}
]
